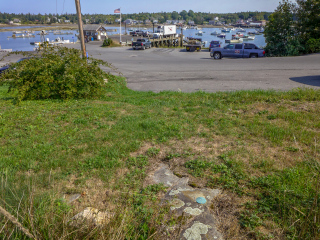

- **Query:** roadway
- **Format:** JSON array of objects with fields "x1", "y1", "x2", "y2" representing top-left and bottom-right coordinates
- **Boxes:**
[
  {"x1": 2, "y1": 42, "x2": 320, "y2": 93},
  {"x1": 82, "y1": 42, "x2": 320, "y2": 92}
]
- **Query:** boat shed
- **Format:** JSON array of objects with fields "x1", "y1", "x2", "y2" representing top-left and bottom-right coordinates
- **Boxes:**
[{"x1": 83, "y1": 25, "x2": 107, "y2": 41}]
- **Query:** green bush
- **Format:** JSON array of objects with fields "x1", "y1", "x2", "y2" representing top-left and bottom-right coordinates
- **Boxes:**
[
  {"x1": 306, "y1": 38, "x2": 320, "y2": 53},
  {"x1": 102, "y1": 38, "x2": 113, "y2": 47},
  {"x1": 0, "y1": 46, "x2": 111, "y2": 102}
]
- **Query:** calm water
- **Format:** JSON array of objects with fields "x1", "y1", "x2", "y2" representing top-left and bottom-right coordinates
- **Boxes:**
[
  {"x1": 0, "y1": 26, "x2": 266, "y2": 51},
  {"x1": 110, "y1": 26, "x2": 266, "y2": 48}
]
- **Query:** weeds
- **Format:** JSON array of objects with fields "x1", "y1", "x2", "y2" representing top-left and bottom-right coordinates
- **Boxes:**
[{"x1": 0, "y1": 80, "x2": 320, "y2": 239}]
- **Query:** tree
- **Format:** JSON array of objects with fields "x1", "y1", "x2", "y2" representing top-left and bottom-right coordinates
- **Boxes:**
[
  {"x1": 264, "y1": 0, "x2": 303, "y2": 56},
  {"x1": 296, "y1": 0, "x2": 320, "y2": 42}
]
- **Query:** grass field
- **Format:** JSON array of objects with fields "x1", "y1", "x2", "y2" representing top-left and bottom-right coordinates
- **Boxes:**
[{"x1": 0, "y1": 77, "x2": 319, "y2": 239}]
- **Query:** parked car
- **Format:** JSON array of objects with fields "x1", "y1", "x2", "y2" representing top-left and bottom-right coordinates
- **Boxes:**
[
  {"x1": 210, "y1": 43, "x2": 265, "y2": 59},
  {"x1": 208, "y1": 40, "x2": 221, "y2": 52},
  {"x1": 142, "y1": 31, "x2": 152, "y2": 37},
  {"x1": 129, "y1": 30, "x2": 144, "y2": 37},
  {"x1": 153, "y1": 33, "x2": 162, "y2": 39}
]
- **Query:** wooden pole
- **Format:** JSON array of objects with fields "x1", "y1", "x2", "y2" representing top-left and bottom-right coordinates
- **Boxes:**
[
  {"x1": 180, "y1": 28, "x2": 183, "y2": 47},
  {"x1": 75, "y1": 0, "x2": 86, "y2": 58}
]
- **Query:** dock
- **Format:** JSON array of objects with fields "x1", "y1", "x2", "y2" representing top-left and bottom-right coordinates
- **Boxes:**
[{"x1": 109, "y1": 34, "x2": 182, "y2": 48}]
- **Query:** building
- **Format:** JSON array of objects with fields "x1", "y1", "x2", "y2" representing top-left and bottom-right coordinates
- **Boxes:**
[
  {"x1": 83, "y1": 24, "x2": 107, "y2": 41},
  {"x1": 123, "y1": 19, "x2": 133, "y2": 25},
  {"x1": 188, "y1": 20, "x2": 195, "y2": 26}
]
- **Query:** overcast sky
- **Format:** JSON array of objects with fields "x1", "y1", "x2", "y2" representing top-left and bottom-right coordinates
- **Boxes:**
[{"x1": 1, "y1": 0, "x2": 281, "y2": 14}]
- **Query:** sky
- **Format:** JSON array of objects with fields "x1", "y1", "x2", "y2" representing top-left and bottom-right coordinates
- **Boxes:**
[{"x1": 1, "y1": 0, "x2": 282, "y2": 15}]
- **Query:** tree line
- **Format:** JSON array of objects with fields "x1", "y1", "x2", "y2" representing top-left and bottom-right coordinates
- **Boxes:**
[
  {"x1": 264, "y1": 0, "x2": 320, "y2": 55},
  {"x1": 0, "y1": 11, "x2": 271, "y2": 25}
]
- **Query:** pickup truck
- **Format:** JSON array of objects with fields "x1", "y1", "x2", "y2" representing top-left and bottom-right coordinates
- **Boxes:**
[
  {"x1": 210, "y1": 43, "x2": 265, "y2": 59},
  {"x1": 185, "y1": 38, "x2": 202, "y2": 52},
  {"x1": 132, "y1": 38, "x2": 151, "y2": 50}
]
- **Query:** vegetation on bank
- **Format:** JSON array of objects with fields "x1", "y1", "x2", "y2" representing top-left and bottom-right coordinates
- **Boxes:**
[
  {"x1": 0, "y1": 11, "x2": 271, "y2": 25},
  {"x1": 0, "y1": 49, "x2": 319, "y2": 238},
  {"x1": 264, "y1": 0, "x2": 320, "y2": 56}
]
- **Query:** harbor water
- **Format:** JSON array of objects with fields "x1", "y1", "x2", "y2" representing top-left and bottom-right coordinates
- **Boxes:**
[{"x1": 0, "y1": 26, "x2": 266, "y2": 52}]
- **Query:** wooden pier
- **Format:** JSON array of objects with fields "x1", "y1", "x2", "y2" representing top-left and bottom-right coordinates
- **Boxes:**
[{"x1": 148, "y1": 36, "x2": 181, "y2": 47}]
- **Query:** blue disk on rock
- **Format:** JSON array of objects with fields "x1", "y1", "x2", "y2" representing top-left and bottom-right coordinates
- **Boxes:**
[{"x1": 196, "y1": 197, "x2": 206, "y2": 204}]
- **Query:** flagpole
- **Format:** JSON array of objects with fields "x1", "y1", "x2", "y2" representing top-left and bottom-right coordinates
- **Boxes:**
[{"x1": 120, "y1": 8, "x2": 122, "y2": 43}]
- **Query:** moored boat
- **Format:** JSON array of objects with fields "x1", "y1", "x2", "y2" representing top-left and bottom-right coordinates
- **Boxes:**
[
  {"x1": 211, "y1": 30, "x2": 220, "y2": 35},
  {"x1": 217, "y1": 33, "x2": 226, "y2": 38}
]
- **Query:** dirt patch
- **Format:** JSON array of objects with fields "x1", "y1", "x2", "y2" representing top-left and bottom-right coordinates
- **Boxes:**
[{"x1": 211, "y1": 193, "x2": 250, "y2": 240}]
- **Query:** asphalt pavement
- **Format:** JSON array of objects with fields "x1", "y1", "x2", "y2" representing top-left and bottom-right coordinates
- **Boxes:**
[
  {"x1": 79, "y1": 42, "x2": 320, "y2": 92},
  {"x1": 2, "y1": 43, "x2": 320, "y2": 93}
]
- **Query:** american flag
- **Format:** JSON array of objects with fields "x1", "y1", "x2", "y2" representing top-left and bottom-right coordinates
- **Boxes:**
[{"x1": 114, "y1": 8, "x2": 120, "y2": 13}]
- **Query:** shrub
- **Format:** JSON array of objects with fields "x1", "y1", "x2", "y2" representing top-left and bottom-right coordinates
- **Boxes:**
[
  {"x1": 0, "y1": 46, "x2": 112, "y2": 102},
  {"x1": 102, "y1": 38, "x2": 113, "y2": 47},
  {"x1": 306, "y1": 38, "x2": 320, "y2": 53}
]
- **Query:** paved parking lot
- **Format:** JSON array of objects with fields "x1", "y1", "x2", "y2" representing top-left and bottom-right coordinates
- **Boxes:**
[
  {"x1": 2, "y1": 43, "x2": 320, "y2": 92},
  {"x1": 80, "y1": 43, "x2": 320, "y2": 92}
]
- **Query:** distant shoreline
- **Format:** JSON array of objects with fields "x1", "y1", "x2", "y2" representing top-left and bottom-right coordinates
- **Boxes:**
[{"x1": 0, "y1": 23, "x2": 239, "y2": 33}]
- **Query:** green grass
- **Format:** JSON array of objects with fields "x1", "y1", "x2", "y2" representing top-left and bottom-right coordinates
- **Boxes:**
[{"x1": 0, "y1": 78, "x2": 320, "y2": 239}]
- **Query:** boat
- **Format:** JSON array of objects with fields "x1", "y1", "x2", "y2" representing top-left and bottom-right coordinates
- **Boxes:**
[
  {"x1": 235, "y1": 32, "x2": 244, "y2": 37},
  {"x1": 217, "y1": 33, "x2": 226, "y2": 38},
  {"x1": 225, "y1": 36, "x2": 243, "y2": 43},
  {"x1": 248, "y1": 31, "x2": 258, "y2": 35},
  {"x1": 8, "y1": 33, "x2": 35, "y2": 38},
  {"x1": 237, "y1": 28, "x2": 246, "y2": 32},
  {"x1": 182, "y1": 26, "x2": 187, "y2": 30},
  {"x1": 211, "y1": 30, "x2": 220, "y2": 35},
  {"x1": 195, "y1": 30, "x2": 203, "y2": 36},
  {"x1": 37, "y1": 31, "x2": 48, "y2": 35},
  {"x1": 221, "y1": 28, "x2": 230, "y2": 33},
  {"x1": 243, "y1": 35, "x2": 255, "y2": 40},
  {"x1": 230, "y1": 36, "x2": 243, "y2": 43}
]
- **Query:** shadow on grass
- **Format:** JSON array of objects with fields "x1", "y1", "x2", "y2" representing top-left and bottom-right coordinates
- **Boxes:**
[{"x1": 290, "y1": 75, "x2": 320, "y2": 87}]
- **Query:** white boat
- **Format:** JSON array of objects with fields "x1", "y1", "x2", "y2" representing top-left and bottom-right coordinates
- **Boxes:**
[
  {"x1": 221, "y1": 28, "x2": 230, "y2": 33},
  {"x1": 230, "y1": 37, "x2": 243, "y2": 43},
  {"x1": 51, "y1": 37, "x2": 70, "y2": 45},
  {"x1": 182, "y1": 26, "x2": 187, "y2": 30},
  {"x1": 243, "y1": 35, "x2": 255, "y2": 40},
  {"x1": 237, "y1": 28, "x2": 246, "y2": 32},
  {"x1": 8, "y1": 33, "x2": 35, "y2": 38},
  {"x1": 211, "y1": 31, "x2": 220, "y2": 35}
]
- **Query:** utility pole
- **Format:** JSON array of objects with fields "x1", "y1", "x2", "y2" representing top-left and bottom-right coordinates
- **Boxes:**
[{"x1": 75, "y1": 0, "x2": 86, "y2": 58}]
